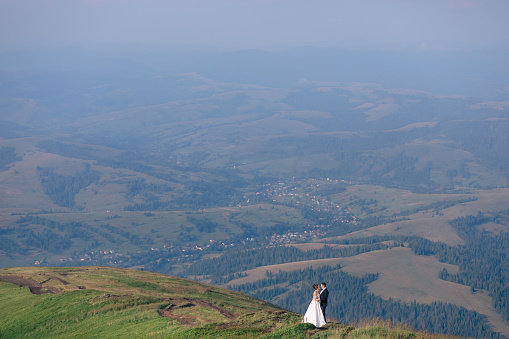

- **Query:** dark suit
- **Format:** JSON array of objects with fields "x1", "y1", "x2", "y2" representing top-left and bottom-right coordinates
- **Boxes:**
[{"x1": 319, "y1": 287, "x2": 329, "y2": 322}]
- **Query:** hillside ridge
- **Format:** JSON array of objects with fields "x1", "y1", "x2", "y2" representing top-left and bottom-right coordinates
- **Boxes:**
[{"x1": 0, "y1": 266, "x2": 458, "y2": 338}]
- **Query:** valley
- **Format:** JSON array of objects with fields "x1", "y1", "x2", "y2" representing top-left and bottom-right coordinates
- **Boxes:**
[{"x1": 1, "y1": 54, "x2": 509, "y2": 338}]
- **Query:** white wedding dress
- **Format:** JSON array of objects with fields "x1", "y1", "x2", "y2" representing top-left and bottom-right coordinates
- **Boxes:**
[{"x1": 302, "y1": 291, "x2": 326, "y2": 328}]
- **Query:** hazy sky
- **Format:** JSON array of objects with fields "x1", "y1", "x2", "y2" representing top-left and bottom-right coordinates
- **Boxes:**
[{"x1": 1, "y1": 0, "x2": 509, "y2": 51}]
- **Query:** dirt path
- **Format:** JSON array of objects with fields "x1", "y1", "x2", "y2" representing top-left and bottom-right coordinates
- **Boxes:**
[{"x1": 0, "y1": 275, "x2": 66, "y2": 294}]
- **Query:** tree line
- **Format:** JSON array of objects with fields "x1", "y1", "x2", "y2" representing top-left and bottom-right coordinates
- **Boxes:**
[
  {"x1": 37, "y1": 164, "x2": 100, "y2": 208},
  {"x1": 386, "y1": 211, "x2": 509, "y2": 324},
  {"x1": 0, "y1": 147, "x2": 21, "y2": 171},
  {"x1": 230, "y1": 265, "x2": 501, "y2": 339},
  {"x1": 185, "y1": 243, "x2": 393, "y2": 284},
  {"x1": 14, "y1": 215, "x2": 151, "y2": 254}
]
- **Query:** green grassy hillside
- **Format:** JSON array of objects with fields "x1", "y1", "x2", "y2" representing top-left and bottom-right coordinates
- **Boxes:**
[{"x1": 0, "y1": 266, "x2": 455, "y2": 339}]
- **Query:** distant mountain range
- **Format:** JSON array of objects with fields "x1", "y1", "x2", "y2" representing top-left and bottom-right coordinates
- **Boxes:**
[{"x1": 1, "y1": 45, "x2": 508, "y2": 338}]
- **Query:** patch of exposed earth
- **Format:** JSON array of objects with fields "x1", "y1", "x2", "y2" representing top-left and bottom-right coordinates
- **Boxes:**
[
  {"x1": 158, "y1": 297, "x2": 239, "y2": 325},
  {"x1": 0, "y1": 274, "x2": 77, "y2": 294}
]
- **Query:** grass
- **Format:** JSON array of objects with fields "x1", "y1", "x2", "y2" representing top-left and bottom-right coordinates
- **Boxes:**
[
  {"x1": 171, "y1": 306, "x2": 230, "y2": 325},
  {"x1": 0, "y1": 266, "x2": 459, "y2": 339},
  {"x1": 0, "y1": 266, "x2": 281, "y2": 338},
  {"x1": 0, "y1": 284, "x2": 170, "y2": 338},
  {"x1": 335, "y1": 319, "x2": 458, "y2": 339}
]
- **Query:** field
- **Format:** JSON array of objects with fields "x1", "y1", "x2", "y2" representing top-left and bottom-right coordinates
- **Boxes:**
[
  {"x1": 0, "y1": 266, "x2": 293, "y2": 338},
  {"x1": 0, "y1": 266, "x2": 453, "y2": 339}
]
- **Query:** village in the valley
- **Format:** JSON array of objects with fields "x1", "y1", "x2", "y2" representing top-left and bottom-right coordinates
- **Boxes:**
[{"x1": 40, "y1": 178, "x2": 361, "y2": 267}]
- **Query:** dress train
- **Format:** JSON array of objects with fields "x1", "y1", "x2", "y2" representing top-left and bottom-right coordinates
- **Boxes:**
[{"x1": 302, "y1": 298, "x2": 326, "y2": 328}]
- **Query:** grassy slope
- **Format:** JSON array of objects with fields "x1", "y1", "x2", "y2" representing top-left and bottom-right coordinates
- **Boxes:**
[{"x1": 0, "y1": 266, "x2": 456, "y2": 339}]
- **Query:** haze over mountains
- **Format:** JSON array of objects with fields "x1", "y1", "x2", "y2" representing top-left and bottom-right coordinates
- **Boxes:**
[
  {"x1": 2, "y1": 0, "x2": 509, "y2": 337},
  {"x1": 1, "y1": 42, "x2": 509, "y2": 338}
]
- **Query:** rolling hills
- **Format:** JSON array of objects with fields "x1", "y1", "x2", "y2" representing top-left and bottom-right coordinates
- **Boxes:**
[{"x1": 1, "y1": 46, "x2": 509, "y2": 338}]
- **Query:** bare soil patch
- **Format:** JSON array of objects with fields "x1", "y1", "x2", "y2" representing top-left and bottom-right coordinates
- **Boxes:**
[
  {"x1": 41, "y1": 274, "x2": 70, "y2": 285},
  {"x1": 158, "y1": 297, "x2": 239, "y2": 325},
  {"x1": 0, "y1": 274, "x2": 75, "y2": 294},
  {"x1": 0, "y1": 275, "x2": 61, "y2": 294}
]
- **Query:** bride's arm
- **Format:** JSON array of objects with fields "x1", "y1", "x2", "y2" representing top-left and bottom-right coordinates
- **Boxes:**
[{"x1": 314, "y1": 291, "x2": 320, "y2": 301}]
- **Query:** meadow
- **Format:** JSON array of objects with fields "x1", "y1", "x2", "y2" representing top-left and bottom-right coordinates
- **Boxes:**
[{"x1": 0, "y1": 266, "x2": 457, "y2": 339}]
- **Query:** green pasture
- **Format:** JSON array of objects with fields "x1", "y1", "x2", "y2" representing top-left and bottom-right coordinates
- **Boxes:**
[
  {"x1": 0, "y1": 266, "x2": 419, "y2": 339},
  {"x1": 0, "y1": 266, "x2": 278, "y2": 338},
  {"x1": 0, "y1": 284, "x2": 173, "y2": 338},
  {"x1": 0, "y1": 266, "x2": 446, "y2": 339}
]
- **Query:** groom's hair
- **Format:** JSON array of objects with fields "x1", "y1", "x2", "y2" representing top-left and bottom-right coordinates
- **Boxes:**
[{"x1": 321, "y1": 282, "x2": 326, "y2": 287}]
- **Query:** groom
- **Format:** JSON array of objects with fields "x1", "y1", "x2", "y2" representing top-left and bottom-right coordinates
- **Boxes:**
[{"x1": 319, "y1": 282, "x2": 329, "y2": 322}]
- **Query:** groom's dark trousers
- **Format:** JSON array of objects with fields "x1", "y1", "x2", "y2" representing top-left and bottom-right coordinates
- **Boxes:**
[{"x1": 319, "y1": 288, "x2": 329, "y2": 322}]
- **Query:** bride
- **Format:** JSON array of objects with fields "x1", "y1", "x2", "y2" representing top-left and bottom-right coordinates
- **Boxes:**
[{"x1": 302, "y1": 284, "x2": 326, "y2": 327}]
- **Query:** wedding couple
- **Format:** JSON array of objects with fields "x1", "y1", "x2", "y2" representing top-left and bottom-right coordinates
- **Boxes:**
[{"x1": 302, "y1": 282, "x2": 328, "y2": 328}]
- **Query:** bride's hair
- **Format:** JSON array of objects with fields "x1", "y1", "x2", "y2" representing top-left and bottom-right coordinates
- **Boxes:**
[{"x1": 312, "y1": 284, "x2": 319, "y2": 290}]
